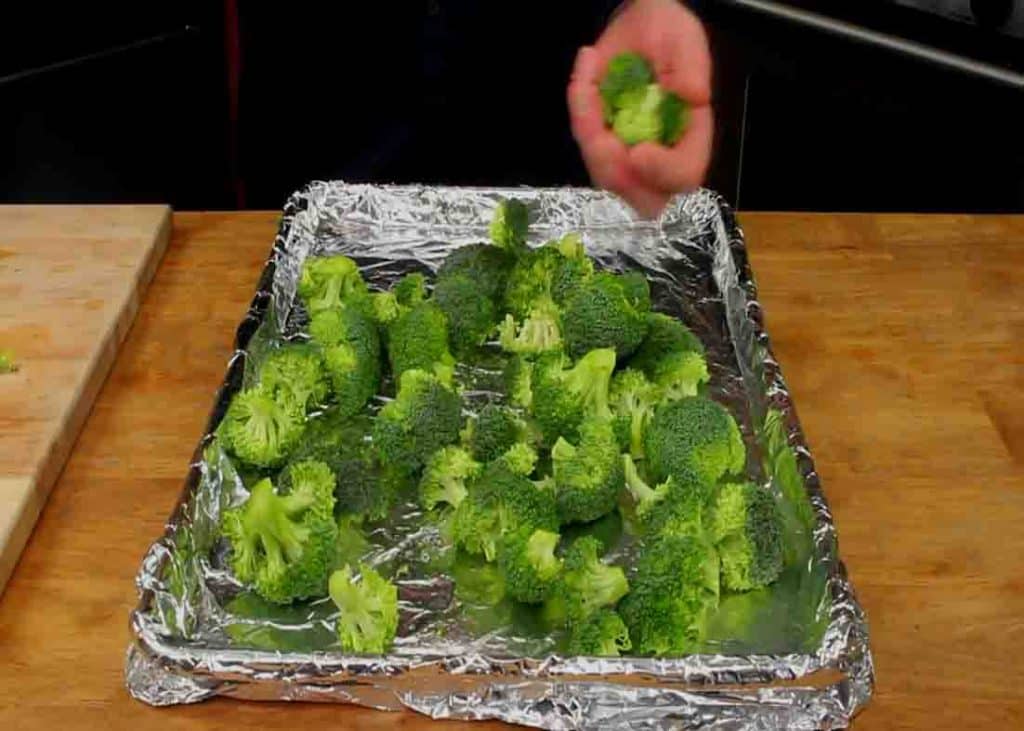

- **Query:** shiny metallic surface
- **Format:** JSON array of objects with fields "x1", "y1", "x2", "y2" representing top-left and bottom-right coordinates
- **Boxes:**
[{"x1": 126, "y1": 182, "x2": 873, "y2": 728}]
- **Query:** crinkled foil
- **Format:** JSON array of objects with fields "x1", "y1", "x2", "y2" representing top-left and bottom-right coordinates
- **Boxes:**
[{"x1": 126, "y1": 182, "x2": 873, "y2": 729}]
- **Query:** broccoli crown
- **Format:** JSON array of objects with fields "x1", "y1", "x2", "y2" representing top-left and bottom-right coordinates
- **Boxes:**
[
  {"x1": 531, "y1": 348, "x2": 616, "y2": 446},
  {"x1": 221, "y1": 467, "x2": 338, "y2": 603},
  {"x1": 545, "y1": 536, "x2": 629, "y2": 626},
  {"x1": 497, "y1": 300, "x2": 563, "y2": 357},
  {"x1": 490, "y1": 199, "x2": 530, "y2": 254},
  {"x1": 438, "y1": 243, "x2": 514, "y2": 302},
  {"x1": 623, "y1": 454, "x2": 709, "y2": 538},
  {"x1": 612, "y1": 83, "x2": 667, "y2": 146},
  {"x1": 310, "y1": 304, "x2": 382, "y2": 417},
  {"x1": 504, "y1": 356, "x2": 535, "y2": 410},
  {"x1": 645, "y1": 396, "x2": 746, "y2": 486},
  {"x1": 329, "y1": 563, "x2": 399, "y2": 654},
  {"x1": 658, "y1": 90, "x2": 689, "y2": 146},
  {"x1": 450, "y1": 552, "x2": 507, "y2": 607},
  {"x1": 393, "y1": 272, "x2": 428, "y2": 306},
  {"x1": 258, "y1": 344, "x2": 329, "y2": 412},
  {"x1": 298, "y1": 255, "x2": 367, "y2": 314},
  {"x1": 610, "y1": 369, "x2": 659, "y2": 459},
  {"x1": 463, "y1": 404, "x2": 525, "y2": 464},
  {"x1": 561, "y1": 273, "x2": 649, "y2": 360},
  {"x1": 372, "y1": 369, "x2": 463, "y2": 474},
  {"x1": 221, "y1": 387, "x2": 305, "y2": 468},
  {"x1": 419, "y1": 445, "x2": 481, "y2": 513},
  {"x1": 498, "y1": 528, "x2": 562, "y2": 603},
  {"x1": 618, "y1": 534, "x2": 720, "y2": 656},
  {"x1": 369, "y1": 291, "x2": 401, "y2": 326},
  {"x1": 386, "y1": 302, "x2": 456, "y2": 380},
  {"x1": 627, "y1": 314, "x2": 709, "y2": 401},
  {"x1": 504, "y1": 245, "x2": 589, "y2": 319},
  {"x1": 450, "y1": 481, "x2": 503, "y2": 561},
  {"x1": 599, "y1": 52, "x2": 654, "y2": 123},
  {"x1": 498, "y1": 442, "x2": 538, "y2": 477},
  {"x1": 551, "y1": 418, "x2": 624, "y2": 524},
  {"x1": 567, "y1": 609, "x2": 632, "y2": 657},
  {"x1": 433, "y1": 273, "x2": 499, "y2": 355},
  {"x1": 712, "y1": 482, "x2": 784, "y2": 591}
]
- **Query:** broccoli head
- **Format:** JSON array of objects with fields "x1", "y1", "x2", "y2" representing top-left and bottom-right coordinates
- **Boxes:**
[
  {"x1": 624, "y1": 455, "x2": 709, "y2": 538},
  {"x1": 497, "y1": 441, "x2": 538, "y2": 477},
  {"x1": 504, "y1": 245, "x2": 591, "y2": 319},
  {"x1": 618, "y1": 533, "x2": 720, "y2": 656},
  {"x1": 221, "y1": 387, "x2": 305, "y2": 468},
  {"x1": 504, "y1": 356, "x2": 534, "y2": 409},
  {"x1": 490, "y1": 198, "x2": 530, "y2": 254},
  {"x1": 369, "y1": 291, "x2": 401, "y2": 326},
  {"x1": 544, "y1": 536, "x2": 629, "y2": 627},
  {"x1": 645, "y1": 396, "x2": 746, "y2": 486},
  {"x1": 329, "y1": 563, "x2": 399, "y2": 653},
  {"x1": 618, "y1": 270, "x2": 652, "y2": 314},
  {"x1": 298, "y1": 255, "x2": 367, "y2": 314},
  {"x1": 393, "y1": 272, "x2": 428, "y2": 306},
  {"x1": 561, "y1": 273, "x2": 649, "y2": 360},
  {"x1": 450, "y1": 551, "x2": 507, "y2": 607},
  {"x1": 433, "y1": 273, "x2": 499, "y2": 356},
  {"x1": 628, "y1": 313, "x2": 709, "y2": 400},
  {"x1": 386, "y1": 302, "x2": 456, "y2": 381},
  {"x1": 609, "y1": 369, "x2": 659, "y2": 458},
  {"x1": 497, "y1": 300, "x2": 563, "y2": 356},
  {"x1": 419, "y1": 446, "x2": 481, "y2": 513},
  {"x1": 258, "y1": 344, "x2": 329, "y2": 412},
  {"x1": 566, "y1": 609, "x2": 632, "y2": 657},
  {"x1": 309, "y1": 304, "x2": 382, "y2": 417},
  {"x1": 530, "y1": 348, "x2": 616, "y2": 446},
  {"x1": 372, "y1": 368, "x2": 463, "y2": 475},
  {"x1": 551, "y1": 417, "x2": 624, "y2": 524},
  {"x1": 498, "y1": 527, "x2": 562, "y2": 603},
  {"x1": 438, "y1": 243, "x2": 514, "y2": 302},
  {"x1": 221, "y1": 465, "x2": 338, "y2": 603},
  {"x1": 461, "y1": 404, "x2": 526, "y2": 464},
  {"x1": 599, "y1": 52, "x2": 654, "y2": 123},
  {"x1": 711, "y1": 482, "x2": 784, "y2": 591}
]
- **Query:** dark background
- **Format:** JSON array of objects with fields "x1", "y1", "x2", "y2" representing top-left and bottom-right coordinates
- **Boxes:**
[{"x1": 3, "y1": 1, "x2": 1022, "y2": 212}]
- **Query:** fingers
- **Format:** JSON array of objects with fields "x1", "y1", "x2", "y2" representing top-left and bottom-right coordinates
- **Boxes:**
[
  {"x1": 578, "y1": 131, "x2": 668, "y2": 219},
  {"x1": 629, "y1": 105, "x2": 714, "y2": 193},
  {"x1": 567, "y1": 46, "x2": 605, "y2": 145}
]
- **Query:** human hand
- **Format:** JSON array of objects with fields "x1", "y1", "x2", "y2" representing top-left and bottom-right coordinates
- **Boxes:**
[{"x1": 568, "y1": 0, "x2": 713, "y2": 218}]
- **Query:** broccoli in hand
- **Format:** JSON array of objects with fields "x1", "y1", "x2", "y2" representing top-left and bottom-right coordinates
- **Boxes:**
[
  {"x1": 711, "y1": 481, "x2": 784, "y2": 591},
  {"x1": 329, "y1": 563, "x2": 399, "y2": 653},
  {"x1": 600, "y1": 52, "x2": 689, "y2": 147},
  {"x1": 567, "y1": 609, "x2": 632, "y2": 657},
  {"x1": 298, "y1": 255, "x2": 367, "y2": 314}
]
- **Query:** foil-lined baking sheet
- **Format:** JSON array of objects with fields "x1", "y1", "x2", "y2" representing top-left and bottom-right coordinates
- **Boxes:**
[{"x1": 126, "y1": 182, "x2": 873, "y2": 729}]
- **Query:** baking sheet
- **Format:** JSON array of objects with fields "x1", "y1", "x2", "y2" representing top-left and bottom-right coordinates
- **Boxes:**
[{"x1": 125, "y1": 182, "x2": 873, "y2": 729}]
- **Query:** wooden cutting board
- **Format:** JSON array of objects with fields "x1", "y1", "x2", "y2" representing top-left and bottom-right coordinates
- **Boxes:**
[{"x1": 0, "y1": 205, "x2": 171, "y2": 595}]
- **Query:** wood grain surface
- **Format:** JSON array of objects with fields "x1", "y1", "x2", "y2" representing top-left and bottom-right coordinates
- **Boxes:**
[
  {"x1": 0, "y1": 211, "x2": 1021, "y2": 729},
  {"x1": 0, "y1": 205, "x2": 170, "y2": 597}
]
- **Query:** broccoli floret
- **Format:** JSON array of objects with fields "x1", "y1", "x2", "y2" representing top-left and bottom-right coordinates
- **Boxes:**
[
  {"x1": 561, "y1": 273, "x2": 649, "y2": 360},
  {"x1": 221, "y1": 466, "x2": 338, "y2": 603},
  {"x1": 599, "y1": 52, "x2": 654, "y2": 123},
  {"x1": 600, "y1": 52, "x2": 689, "y2": 146},
  {"x1": 504, "y1": 246, "x2": 591, "y2": 319},
  {"x1": 618, "y1": 271, "x2": 652, "y2": 314},
  {"x1": 498, "y1": 442, "x2": 539, "y2": 477},
  {"x1": 504, "y1": 356, "x2": 534, "y2": 409},
  {"x1": 298, "y1": 255, "x2": 367, "y2": 314},
  {"x1": 329, "y1": 563, "x2": 399, "y2": 653},
  {"x1": 609, "y1": 369, "x2": 659, "y2": 458},
  {"x1": 309, "y1": 304, "x2": 382, "y2": 417},
  {"x1": 497, "y1": 301, "x2": 563, "y2": 356},
  {"x1": 372, "y1": 369, "x2": 463, "y2": 474},
  {"x1": 645, "y1": 397, "x2": 746, "y2": 486},
  {"x1": 658, "y1": 90, "x2": 689, "y2": 146},
  {"x1": 551, "y1": 417, "x2": 623, "y2": 524},
  {"x1": 335, "y1": 514, "x2": 369, "y2": 569},
  {"x1": 433, "y1": 273, "x2": 499, "y2": 356},
  {"x1": 221, "y1": 387, "x2": 305, "y2": 468},
  {"x1": 449, "y1": 482, "x2": 503, "y2": 561},
  {"x1": 451, "y1": 551, "x2": 507, "y2": 606},
  {"x1": 386, "y1": 302, "x2": 456, "y2": 381},
  {"x1": 618, "y1": 534, "x2": 720, "y2": 656},
  {"x1": 419, "y1": 446, "x2": 481, "y2": 513},
  {"x1": 369, "y1": 291, "x2": 401, "y2": 326},
  {"x1": 438, "y1": 243, "x2": 515, "y2": 302},
  {"x1": 490, "y1": 198, "x2": 530, "y2": 254},
  {"x1": 567, "y1": 609, "x2": 632, "y2": 657},
  {"x1": 393, "y1": 272, "x2": 428, "y2": 306},
  {"x1": 462, "y1": 404, "x2": 526, "y2": 463},
  {"x1": 0, "y1": 349, "x2": 18, "y2": 374},
  {"x1": 544, "y1": 536, "x2": 628, "y2": 627},
  {"x1": 624, "y1": 455, "x2": 709, "y2": 538},
  {"x1": 498, "y1": 528, "x2": 562, "y2": 603},
  {"x1": 628, "y1": 313, "x2": 709, "y2": 400},
  {"x1": 530, "y1": 348, "x2": 616, "y2": 446},
  {"x1": 258, "y1": 344, "x2": 329, "y2": 411},
  {"x1": 711, "y1": 482, "x2": 784, "y2": 591}
]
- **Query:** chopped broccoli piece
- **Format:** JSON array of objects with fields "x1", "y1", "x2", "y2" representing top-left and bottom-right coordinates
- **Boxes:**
[
  {"x1": 498, "y1": 442, "x2": 539, "y2": 477},
  {"x1": 329, "y1": 563, "x2": 398, "y2": 653},
  {"x1": 298, "y1": 255, "x2": 367, "y2": 314},
  {"x1": 490, "y1": 198, "x2": 530, "y2": 254},
  {"x1": 544, "y1": 536, "x2": 628, "y2": 626},
  {"x1": 309, "y1": 304, "x2": 382, "y2": 417},
  {"x1": 335, "y1": 514, "x2": 369, "y2": 569},
  {"x1": 393, "y1": 272, "x2": 428, "y2": 306},
  {"x1": 0, "y1": 350, "x2": 18, "y2": 374},
  {"x1": 567, "y1": 609, "x2": 632, "y2": 657},
  {"x1": 711, "y1": 482, "x2": 784, "y2": 591},
  {"x1": 599, "y1": 52, "x2": 654, "y2": 123},
  {"x1": 462, "y1": 404, "x2": 526, "y2": 463},
  {"x1": 561, "y1": 273, "x2": 649, "y2": 360},
  {"x1": 369, "y1": 291, "x2": 401, "y2": 326},
  {"x1": 497, "y1": 301, "x2": 563, "y2": 356},
  {"x1": 658, "y1": 90, "x2": 689, "y2": 145},
  {"x1": 221, "y1": 387, "x2": 304, "y2": 468},
  {"x1": 628, "y1": 313, "x2": 709, "y2": 400},
  {"x1": 433, "y1": 273, "x2": 499, "y2": 355},
  {"x1": 645, "y1": 396, "x2": 746, "y2": 486},
  {"x1": 609, "y1": 369, "x2": 659, "y2": 458},
  {"x1": 438, "y1": 243, "x2": 514, "y2": 302},
  {"x1": 372, "y1": 369, "x2": 462, "y2": 474},
  {"x1": 618, "y1": 533, "x2": 720, "y2": 656},
  {"x1": 386, "y1": 302, "x2": 456, "y2": 381},
  {"x1": 530, "y1": 348, "x2": 616, "y2": 446},
  {"x1": 612, "y1": 84, "x2": 666, "y2": 146},
  {"x1": 419, "y1": 446, "x2": 481, "y2": 513},
  {"x1": 551, "y1": 417, "x2": 624, "y2": 524},
  {"x1": 504, "y1": 246, "x2": 590, "y2": 319},
  {"x1": 504, "y1": 355, "x2": 534, "y2": 409},
  {"x1": 258, "y1": 344, "x2": 329, "y2": 411},
  {"x1": 624, "y1": 455, "x2": 709, "y2": 538},
  {"x1": 601, "y1": 53, "x2": 690, "y2": 147},
  {"x1": 498, "y1": 528, "x2": 562, "y2": 603},
  {"x1": 221, "y1": 466, "x2": 337, "y2": 603},
  {"x1": 451, "y1": 551, "x2": 507, "y2": 606}
]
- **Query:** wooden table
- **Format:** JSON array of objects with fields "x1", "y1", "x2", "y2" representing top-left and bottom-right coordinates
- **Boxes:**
[{"x1": 1, "y1": 212, "x2": 1021, "y2": 729}]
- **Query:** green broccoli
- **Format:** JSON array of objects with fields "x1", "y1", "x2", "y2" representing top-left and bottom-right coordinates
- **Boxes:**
[
  {"x1": 543, "y1": 536, "x2": 628, "y2": 627},
  {"x1": 335, "y1": 514, "x2": 370, "y2": 568},
  {"x1": 490, "y1": 198, "x2": 530, "y2": 254},
  {"x1": 530, "y1": 348, "x2": 616, "y2": 445},
  {"x1": 0, "y1": 350, "x2": 18, "y2": 374},
  {"x1": 618, "y1": 533, "x2": 720, "y2": 656},
  {"x1": 220, "y1": 387, "x2": 305, "y2": 468},
  {"x1": 258, "y1": 344, "x2": 329, "y2": 411},
  {"x1": 419, "y1": 446, "x2": 481, "y2": 513},
  {"x1": 561, "y1": 273, "x2": 649, "y2": 360},
  {"x1": 628, "y1": 313, "x2": 709, "y2": 400},
  {"x1": 645, "y1": 396, "x2": 745, "y2": 486},
  {"x1": 497, "y1": 300, "x2": 563, "y2": 356},
  {"x1": 551, "y1": 417, "x2": 624, "y2": 524},
  {"x1": 308, "y1": 304, "x2": 382, "y2": 417},
  {"x1": 599, "y1": 52, "x2": 654, "y2": 123},
  {"x1": 220, "y1": 464, "x2": 338, "y2": 603},
  {"x1": 711, "y1": 482, "x2": 784, "y2": 592},
  {"x1": 600, "y1": 53, "x2": 689, "y2": 147},
  {"x1": 497, "y1": 441, "x2": 538, "y2": 477},
  {"x1": 369, "y1": 291, "x2": 401, "y2": 326},
  {"x1": 461, "y1": 404, "x2": 526, "y2": 463},
  {"x1": 329, "y1": 563, "x2": 399, "y2": 653},
  {"x1": 393, "y1": 272, "x2": 428, "y2": 306},
  {"x1": 433, "y1": 273, "x2": 499, "y2": 355},
  {"x1": 438, "y1": 243, "x2": 515, "y2": 302},
  {"x1": 618, "y1": 270, "x2": 652, "y2": 314},
  {"x1": 372, "y1": 368, "x2": 463, "y2": 475},
  {"x1": 609, "y1": 368, "x2": 659, "y2": 458},
  {"x1": 504, "y1": 356, "x2": 535, "y2": 409},
  {"x1": 498, "y1": 527, "x2": 562, "y2": 603},
  {"x1": 566, "y1": 609, "x2": 632, "y2": 657},
  {"x1": 450, "y1": 551, "x2": 507, "y2": 606},
  {"x1": 386, "y1": 302, "x2": 456, "y2": 381},
  {"x1": 298, "y1": 255, "x2": 367, "y2": 314},
  {"x1": 623, "y1": 454, "x2": 709, "y2": 538},
  {"x1": 504, "y1": 245, "x2": 591, "y2": 319}
]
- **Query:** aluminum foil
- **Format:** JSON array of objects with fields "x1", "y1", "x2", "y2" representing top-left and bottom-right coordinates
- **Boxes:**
[{"x1": 126, "y1": 182, "x2": 874, "y2": 729}]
